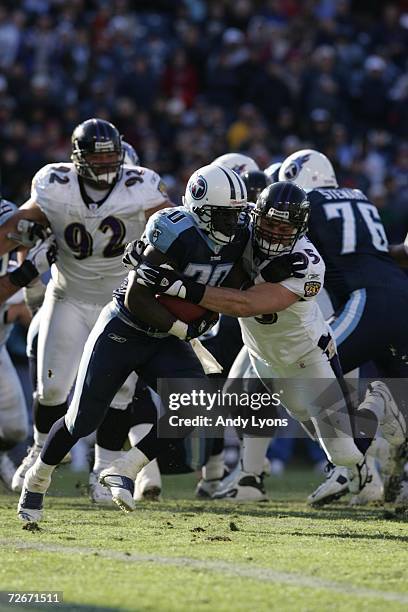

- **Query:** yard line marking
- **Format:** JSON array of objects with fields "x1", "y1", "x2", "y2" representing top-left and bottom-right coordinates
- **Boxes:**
[{"x1": 2, "y1": 538, "x2": 408, "y2": 604}]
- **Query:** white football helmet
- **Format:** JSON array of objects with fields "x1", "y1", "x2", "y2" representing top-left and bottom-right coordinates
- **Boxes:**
[
  {"x1": 264, "y1": 162, "x2": 282, "y2": 183},
  {"x1": 0, "y1": 199, "x2": 17, "y2": 276},
  {"x1": 279, "y1": 149, "x2": 338, "y2": 190},
  {"x1": 183, "y1": 164, "x2": 248, "y2": 245},
  {"x1": 212, "y1": 153, "x2": 259, "y2": 176},
  {"x1": 122, "y1": 141, "x2": 140, "y2": 166}
]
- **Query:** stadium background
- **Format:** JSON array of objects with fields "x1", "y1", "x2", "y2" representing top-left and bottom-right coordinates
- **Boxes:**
[{"x1": 1, "y1": 0, "x2": 407, "y2": 469}]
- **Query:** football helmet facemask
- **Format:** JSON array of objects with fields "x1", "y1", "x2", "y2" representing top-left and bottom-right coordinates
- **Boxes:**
[
  {"x1": 252, "y1": 181, "x2": 310, "y2": 256},
  {"x1": 71, "y1": 118, "x2": 124, "y2": 188},
  {"x1": 183, "y1": 164, "x2": 249, "y2": 245}
]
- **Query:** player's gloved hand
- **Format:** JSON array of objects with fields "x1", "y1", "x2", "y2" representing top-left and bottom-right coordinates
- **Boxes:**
[
  {"x1": 7, "y1": 219, "x2": 48, "y2": 248},
  {"x1": 9, "y1": 235, "x2": 57, "y2": 288},
  {"x1": 169, "y1": 311, "x2": 218, "y2": 342},
  {"x1": 136, "y1": 262, "x2": 206, "y2": 304},
  {"x1": 26, "y1": 234, "x2": 57, "y2": 276},
  {"x1": 122, "y1": 240, "x2": 146, "y2": 270},
  {"x1": 259, "y1": 252, "x2": 309, "y2": 283}
]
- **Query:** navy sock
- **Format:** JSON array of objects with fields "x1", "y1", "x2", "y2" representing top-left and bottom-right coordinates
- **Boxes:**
[
  {"x1": 96, "y1": 405, "x2": 131, "y2": 451},
  {"x1": 353, "y1": 408, "x2": 378, "y2": 456},
  {"x1": 35, "y1": 400, "x2": 68, "y2": 434},
  {"x1": 41, "y1": 417, "x2": 78, "y2": 465}
]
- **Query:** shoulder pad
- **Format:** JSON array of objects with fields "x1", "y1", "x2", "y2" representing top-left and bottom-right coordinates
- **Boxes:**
[{"x1": 145, "y1": 207, "x2": 194, "y2": 254}]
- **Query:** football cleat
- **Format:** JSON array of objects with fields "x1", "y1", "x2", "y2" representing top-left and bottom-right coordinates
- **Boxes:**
[
  {"x1": 349, "y1": 456, "x2": 383, "y2": 505},
  {"x1": 195, "y1": 478, "x2": 222, "y2": 499},
  {"x1": 17, "y1": 464, "x2": 52, "y2": 522},
  {"x1": 212, "y1": 473, "x2": 268, "y2": 501},
  {"x1": 383, "y1": 440, "x2": 408, "y2": 504},
  {"x1": 134, "y1": 460, "x2": 162, "y2": 502},
  {"x1": 99, "y1": 469, "x2": 136, "y2": 513},
  {"x1": 395, "y1": 480, "x2": 408, "y2": 509},
  {"x1": 307, "y1": 463, "x2": 349, "y2": 507},
  {"x1": 0, "y1": 453, "x2": 16, "y2": 490},
  {"x1": 348, "y1": 458, "x2": 370, "y2": 494},
  {"x1": 99, "y1": 449, "x2": 151, "y2": 512},
  {"x1": 12, "y1": 445, "x2": 71, "y2": 492},
  {"x1": 88, "y1": 471, "x2": 114, "y2": 506},
  {"x1": 364, "y1": 381, "x2": 406, "y2": 448}
]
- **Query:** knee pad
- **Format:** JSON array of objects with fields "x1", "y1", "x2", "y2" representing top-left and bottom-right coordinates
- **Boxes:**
[{"x1": 37, "y1": 383, "x2": 68, "y2": 406}]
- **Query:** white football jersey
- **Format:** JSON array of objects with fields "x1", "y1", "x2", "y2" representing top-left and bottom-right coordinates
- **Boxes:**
[
  {"x1": 240, "y1": 236, "x2": 330, "y2": 366},
  {"x1": 32, "y1": 163, "x2": 168, "y2": 304}
]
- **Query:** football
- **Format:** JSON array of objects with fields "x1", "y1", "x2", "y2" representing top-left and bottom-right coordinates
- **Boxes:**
[{"x1": 156, "y1": 294, "x2": 216, "y2": 324}]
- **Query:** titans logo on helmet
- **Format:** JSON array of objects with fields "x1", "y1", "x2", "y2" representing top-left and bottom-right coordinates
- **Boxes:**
[
  {"x1": 232, "y1": 164, "x2": 247, "y2": 174},
  {"x1": 189, "y1": 175, "x2": 208, "y2": 200},
  {"x1": 283, "y1": 153, "x2": 311, "y2": 180}
]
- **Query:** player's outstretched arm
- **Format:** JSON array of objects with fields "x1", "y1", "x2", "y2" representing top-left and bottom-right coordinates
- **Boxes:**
[
  {"x1": 0, "y1": 234, "x2": 57, "y2": 305},
  {"x1": 199, "y1": 282, "x2": 299, "y2": 318},
  {"x1": 0, "y1": 200, "x2": 49, "y2": 256}
]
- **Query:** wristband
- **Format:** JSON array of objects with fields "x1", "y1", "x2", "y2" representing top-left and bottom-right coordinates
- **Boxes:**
[
  {"x1": 9, "y1": 260, "x2": 39, "y2": 288},
  {"x1": 168, "y1": 319, "x2": 188, "y2": 340}
]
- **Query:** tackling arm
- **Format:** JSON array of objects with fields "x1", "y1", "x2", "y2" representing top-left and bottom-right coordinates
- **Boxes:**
[{"x1": 199, "y1": 282, "x2": 299, "y2": 318}]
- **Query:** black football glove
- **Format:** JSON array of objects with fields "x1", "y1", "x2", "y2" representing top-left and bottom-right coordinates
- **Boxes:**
[
  {"x1": 185, "y1": 311, "x2": 218, "y2": 341},
  {"x1": 136, "y1": 261, "x2": 206, "y2": 304},
  {"x1": 122, "y1": 240, "x2": 146, "y2": 271},
  {"x1": 259, "y1": 252, "x2": 309, "y2": 283}
]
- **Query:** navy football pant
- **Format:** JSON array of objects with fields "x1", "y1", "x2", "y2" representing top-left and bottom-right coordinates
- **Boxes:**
[
  {"x1": 331, "y1": 288, "x2": 408, "y2": 376},
  {"x1": 41, "y1": 303, "x2": 205, "y2": 466}
]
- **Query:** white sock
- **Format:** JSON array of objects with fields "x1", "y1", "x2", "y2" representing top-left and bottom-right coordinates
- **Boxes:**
[
  {"x1": 242, "y1": 437, "x2": 271, "y2": 475},
  {"x1": 27, "y1": 458, "x2": 57, "y2": 493},
  {"x1": 128, "y1": 423, "x2": 153, "y2": 447},
  {"x1": 119, "y1": 447, "x2": 150, "y2": 480},
  {"x1": 33, "y1": 427, "x2": 47, "y2": 447},
  {"x1": 93, "y1": 444, "x2": 123, "y2": 473},
  {"x1": 202, "y1": 452, "x2": 224, "y2": 481}
]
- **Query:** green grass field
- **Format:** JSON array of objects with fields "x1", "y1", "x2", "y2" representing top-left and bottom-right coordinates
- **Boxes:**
[{"x1": 0, "y1": 466, "x2": 407, "y2": 612}]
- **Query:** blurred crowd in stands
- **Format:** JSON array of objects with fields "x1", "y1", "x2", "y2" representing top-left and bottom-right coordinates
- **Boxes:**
[{"x1": 0, "y1": 0, "x2": 407, "y2": 241}]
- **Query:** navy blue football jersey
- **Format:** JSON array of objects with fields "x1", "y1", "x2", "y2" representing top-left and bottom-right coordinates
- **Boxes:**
[
  {"x1": 113, "y1": 207, "x2": 250, "y2": 332},
  {"x1": 306, "y1": 187, "x2": 408, "y2": 306}
]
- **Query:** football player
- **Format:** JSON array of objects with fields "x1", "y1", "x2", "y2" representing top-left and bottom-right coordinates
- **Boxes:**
[
  {"x1": 279, "y1": 149, "x2": 408, "y2": 505},
  {"x1": 0, "y1": 200, "x2": 33, "y2": 488},
  {"x1": 0, "y1": 119, "x2": 170, "y2": 496},
  {"x1": 131, "y1": 182, "x2": 405, "y2": 504},
  {"x1": 17, "y1": 163, "x2": 251, "y2": 521}
]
